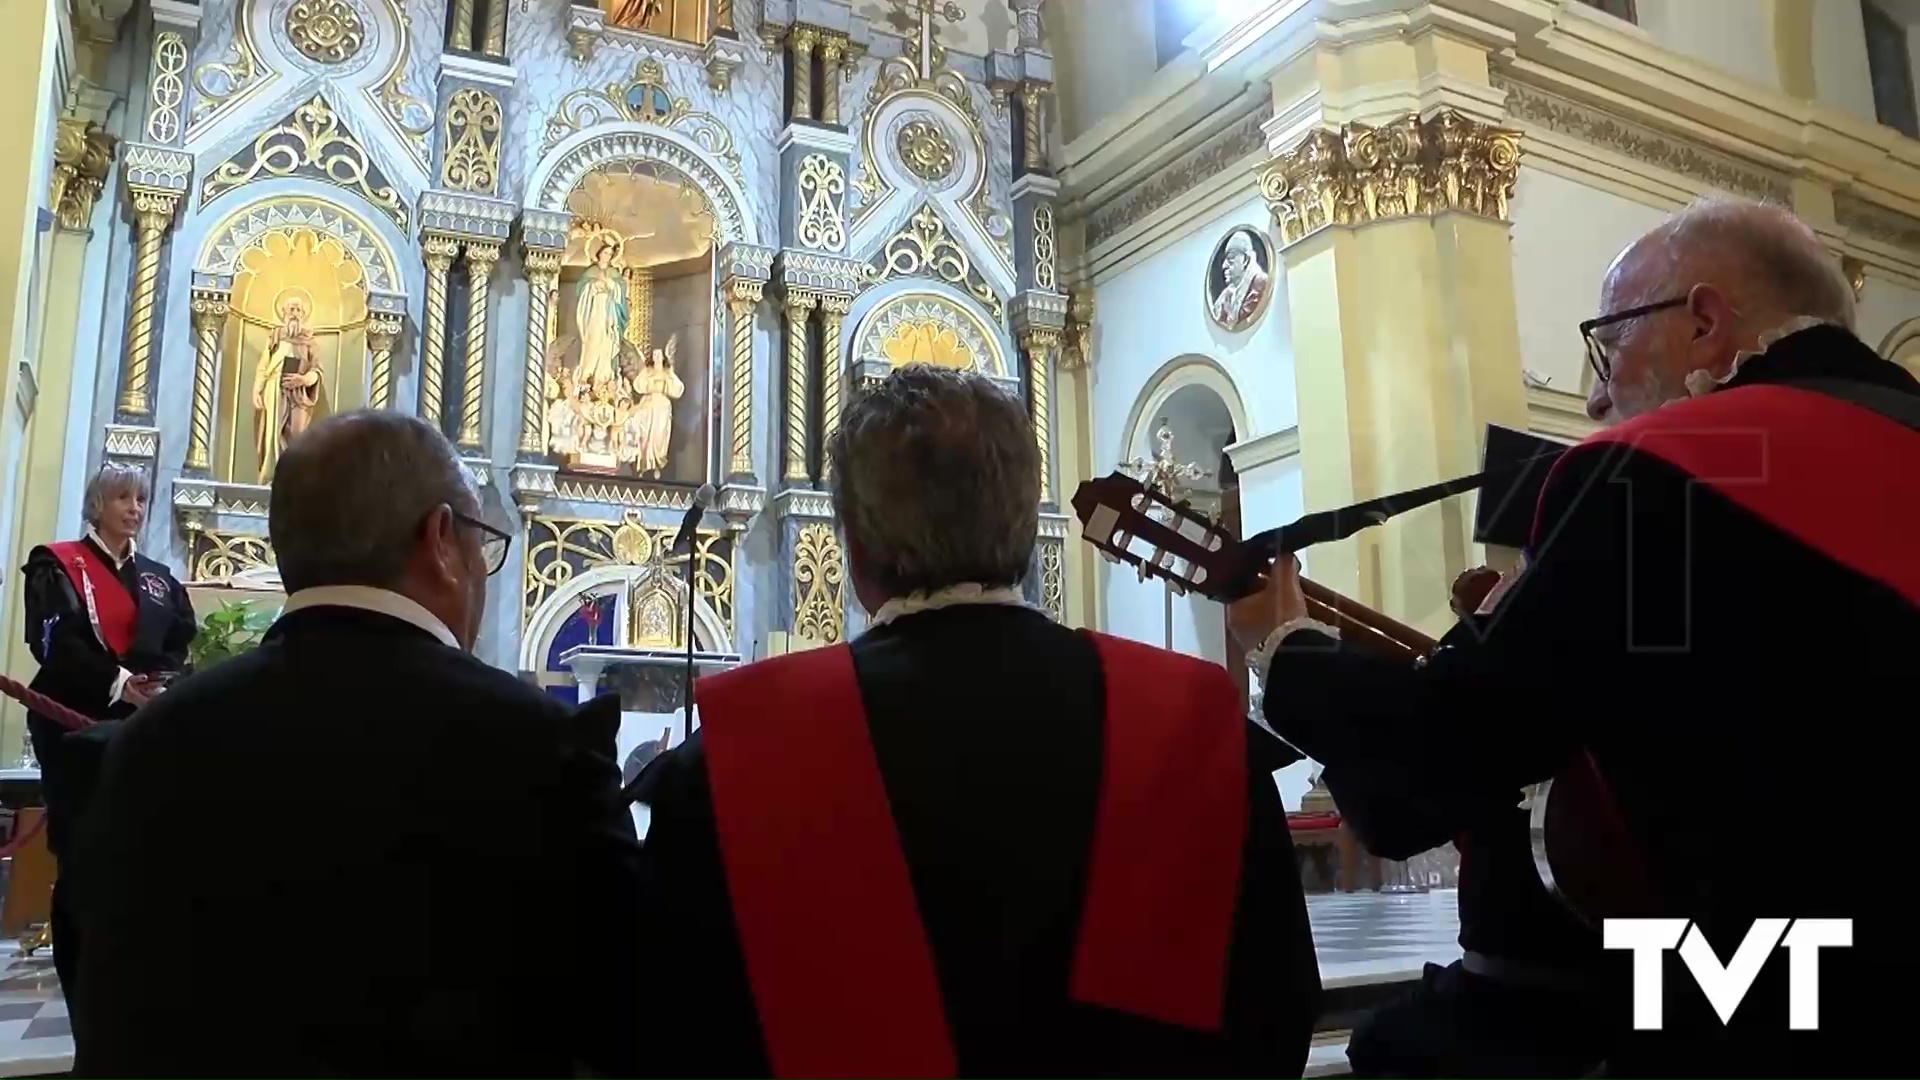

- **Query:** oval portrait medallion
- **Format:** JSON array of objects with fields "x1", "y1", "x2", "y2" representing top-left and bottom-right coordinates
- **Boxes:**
[{"x1": 1204, "y1": 225, "x2": 1275, "y2": 333}]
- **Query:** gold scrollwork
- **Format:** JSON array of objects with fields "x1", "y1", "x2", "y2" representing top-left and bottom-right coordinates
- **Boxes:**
[
  {"x1": 286, "y1": 0, "x2": 365, "y2": 64},
  {"x1": 867, "y1": 0, "x2": 977, "y2": 131},
  {"x1": 201, "y1": 96, "x2": 409, "y2": 230},
  {"x1": 1258, "y1": 110, "x2": 1521, "y2": 247},
  {"x1": 188, "y1": 529, "x2": 277, "y2": 586},
  {"x1": 864, "y1": 204, "x2": 1004, "y2": 322},
  {"x1": 1039, "y1": 538, "x2": 1063, "y2": 621},
  {"x1": 191, "y1": 21, "x2": 265, "y2": 132},
  {"x1": 50, "y1": 118, "x2": 117, "y2": 231},
  {"x1": 522, "y1": 515, "x2": 736, "y2": 638},
  {"x1": 896, "y1": 118, "x2": 956, "y2": 183},
  {"x1": 440, "y1": 87, "x2": 503, "y2": 195},
  {"x1": 793, "y1": 522, "x2": 845, "y2": 644},
  {"x1": 1031, "y1": 204, "x2": 1056, "y2": 292},
  {"x1": 542, "y1": 58, "x2": 742, "y2": 184},
  {"x1": 796, "y1": 154, "x2": 847, "y2": 253},
  {"x1": 146, "y1": 32, "x2": 188, "y2": 144}
]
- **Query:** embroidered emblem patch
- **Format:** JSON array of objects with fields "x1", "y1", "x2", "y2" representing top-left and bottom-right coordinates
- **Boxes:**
[{"x1": 139, "y1": 571, "x2": 169, "y2": 603}]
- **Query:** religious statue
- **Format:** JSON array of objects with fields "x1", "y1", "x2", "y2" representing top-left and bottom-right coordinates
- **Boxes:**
[
  {"x1": 628, "y1": 336, "x2": 683, "y2": 477},
  {"x1": 251, "y1": 291, "x2": 322, "y2": 483},
  {"x1": 1205, "y1": 227, "x2": 1273, "y2": 333},
  {"x1": 574, "y1": 231, "x2": 629, "y2": 390}
]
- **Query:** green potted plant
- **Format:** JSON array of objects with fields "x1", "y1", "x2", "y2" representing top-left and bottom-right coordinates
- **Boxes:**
[{"x1": 187, "y1": 600, "x2": 278, "y2": 670}]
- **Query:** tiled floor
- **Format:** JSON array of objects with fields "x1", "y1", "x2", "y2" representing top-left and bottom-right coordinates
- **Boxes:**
[{"x1": 0, "y1": 890, "x2": 1457, "y2": 1078}]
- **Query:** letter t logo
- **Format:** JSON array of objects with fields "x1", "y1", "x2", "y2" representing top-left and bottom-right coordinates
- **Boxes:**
[{"x1": 1604, "y1": 918, "x2": 1687, "y2": 1030}]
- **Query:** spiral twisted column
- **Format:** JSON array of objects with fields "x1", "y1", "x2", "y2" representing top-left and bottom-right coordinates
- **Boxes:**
[
  {"x1": 788, "y1": 28, "x2": 817, "y2": 123},
  {"x1": 818, "y1": 294, "x2": 851, "y2": 482},
  {"x1": 418, "y1": 234, "x2": 461, "y2": 426},
  {"x1": 457, "y1": 242, "x2": 501, "y2": 451},
  {"x1": 781, "y1": 289, "x2": 819, "y2": 486},
  {"x1": 1020, "y1": 327, "x2": 1059, "y2": 504},
  {"x1": 185, "y1": 287, "x2": 228, "y2": 473},
  {"x1": 366, "y1": 311, "x2": 404, "y2": 410},
  {"x1": 726, "y1": 279, "x2": 765, "y2": 481},
  {"x1": 117, "y1": 189, "x2": 180, "y2": 418},
  {"x1": 519, "y1": 248, "x2": 562, "y2": 457}
]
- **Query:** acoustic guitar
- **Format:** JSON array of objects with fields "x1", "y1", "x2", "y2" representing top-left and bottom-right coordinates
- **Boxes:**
[{"x1": 1069, "y1": 470, "x2": 1659, "y2": 927}]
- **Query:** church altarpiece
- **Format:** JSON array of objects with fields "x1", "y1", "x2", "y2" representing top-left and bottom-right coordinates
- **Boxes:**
[{"x1": 85, "y1": 0, "x2": 1063, "y2": 685}]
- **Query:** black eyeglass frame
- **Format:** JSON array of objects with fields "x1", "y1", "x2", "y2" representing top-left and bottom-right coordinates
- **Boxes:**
[
  {"x1": 451, "y1": 511, "x2": 513, "y2": 577},
  {"x1": 1579, "y1": 296, "x2": 1687, "y2": 384}
]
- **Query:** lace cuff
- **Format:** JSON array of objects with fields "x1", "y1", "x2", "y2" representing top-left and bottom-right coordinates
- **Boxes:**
[{"x1": 1246, "y1": 616, "x2": 1342, "y2": 692}]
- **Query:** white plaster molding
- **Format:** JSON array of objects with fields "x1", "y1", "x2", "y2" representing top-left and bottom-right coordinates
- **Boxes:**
[
  {"x1": 1225, "y1": 426, "x2": 1300, "y2": 473},
  {"x1": 1525, "y1": 385, "x2": 1597, "y2": 444},
  {"x1": 775, "y1": 123, "x2": 856, "y2": 156},
  {"x1": 528, "y1": 122, "x2": 759, "y2": 245},
  {"x1": 1114, "y1": 355, "x2": 1253, "y2": 467},
  {"x1": 438, "y1": 54, "x2": 520, "y2": 90}
]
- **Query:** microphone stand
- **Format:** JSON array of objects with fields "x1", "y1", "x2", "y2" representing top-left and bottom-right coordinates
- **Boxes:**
[{"x1": 680, "y1": 535, "x2": 697, "y2": 744}]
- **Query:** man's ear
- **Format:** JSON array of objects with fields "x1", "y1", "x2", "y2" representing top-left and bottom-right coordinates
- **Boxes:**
[{"x1": 420, "y1": 503, "x2": 460, "y2": 586}]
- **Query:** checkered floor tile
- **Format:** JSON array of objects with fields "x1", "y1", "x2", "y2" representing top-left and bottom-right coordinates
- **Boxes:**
[{"x1": 0, "y1": 944, "x2": 69, "y2": 1077}]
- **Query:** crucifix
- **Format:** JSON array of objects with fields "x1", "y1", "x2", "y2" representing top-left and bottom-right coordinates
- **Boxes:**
[
  {"x1": 1120, "y1": 421, "x2": 1212, "y2": 650},
  {"x1": 893, "y1": 0, "x2": 964, "y2": 80}
]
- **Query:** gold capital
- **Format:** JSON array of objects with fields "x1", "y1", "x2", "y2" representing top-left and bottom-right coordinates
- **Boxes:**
[{"x1": 366, "y1": 311, "x2": 404, "y2": 410}]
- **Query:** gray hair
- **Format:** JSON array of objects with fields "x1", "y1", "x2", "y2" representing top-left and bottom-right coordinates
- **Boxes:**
[
  {"x1": 269, "y1": 410, "x2": 477, "y2": 593},
  {"x1": 827, "y1": 364, "x2": 1039, "y2": 597},
  {"x1": 1644, "y1": 197, "x2": 1856, "y2": 331},
  {"x1": 81, "y1": 463, "x2": 150, "y2": 527}
]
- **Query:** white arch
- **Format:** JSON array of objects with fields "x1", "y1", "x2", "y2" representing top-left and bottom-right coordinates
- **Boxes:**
[
  {"x1": 1878, "y1": 317, "x2": 1920, "y2": 375},
  {"x1": 194, "y1": 190, "x2": 407, "y2": 296},
  {"x1": 850, "y1": 287, "x2": 1010, "y2": 378},
  {"x1": 519, "y1": 564, "x2": 735, "y2": 672},
  {"x1": 527, "y1": 123, "x2": 759, "y2": 245},
  {"x1": 1115, "y1": 354, "x2": 1251, "y2": 466}
]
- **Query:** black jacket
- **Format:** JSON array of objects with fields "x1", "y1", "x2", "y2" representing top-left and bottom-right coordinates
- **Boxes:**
[
  {"x1": 1265, "y1": 326, "x2": 1920, "y2": 1077},
  {"x1": 69, "y1": 604, "x2": 647, "y2": 1078},
  {"x1": 635, "y1": 604, "x2": 1321, "y2": 1077}
]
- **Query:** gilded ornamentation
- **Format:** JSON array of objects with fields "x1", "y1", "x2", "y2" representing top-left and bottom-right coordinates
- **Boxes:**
[
  {"x1": 1031, "y1": 204, "x2": 1057, "y2": 292},
  {"x1": 782, "y1": 290, "x2": 819, "y2": 484},
  {"x1": 191, "y1": 18, "x2": 266, "y2": 132},
  {"x1": 789, "y1": 27, "x2": 817, "y2": 122},
  {"x1": 200, "y1": 196, "x2": 399, "y2": 293},
  {"x1": 368, "y1": 3, "x2": 434, "y2": 169},
  {"x1": 864, "y1": 205, "x2": 1004, "y2": 322},
  {"x1": 441, "y1": 87, "x2": 504, "y2": 196},
  {"x1": 897, "y1": 118, "x2": 956, "y2": 183},
  {"x1": 1039, "y1": 538, "x2": 1063, "y2": 621},
  {"x1": 726, "y1": 279, "x2": 765, "y2": 479},
  {"x1": 1085, "y1": 102, "x2": 1271, "y2": 250},
  {"x1": 521, "y1": 248, "x2": 564, "y2": 456},
  {"x1": 286, "y1": 0, "x2": 365, "y2": 63},
  {"x1": 1493, "y1": 74, "x2": 1789, "y2": 203},
  {"x1": 1019, "y1": 82, "x2": 1047, "y2": 172},
  {"x1": 201, "y1": 96, "x2": 409, "y2": 230},
  {"x1": 792, "y1": 522, "x2": 846, "y2": 644},
  {"x1": 542, "y1": 58, "x2": 742, "y2": 185},
  {"x1": 1020, "y1": 327, "x2": 1059, "y2": 503},
  {"x1": 50, "y1": 118, "x2": 117, "y2": 231},
  {"x1": 819, "y1": 294, "x2": 851, "y2": 480},
  {"x1": 1842, "y1": 254, "x2": 1867, "y2": 298},
  {"x1": 146, "y1": 32, "x2": 189, "y2": 144},
  {"x1": 418, "y1": 234, "x2": 461, "y2": 425},
  {"x1": 187, "y1": 530, "x2": 277, "y2": 586},
  {"x1": 118, "y1": 188, "x2": 182, "y2": 419},
  {"x1": 796, "y1": 154, "x2": 848, "y2": 253},
  {"x1": 868, "y1": 0, "x2": 976, "y2": 128},
  {"x1": 857, "y1": 294, "x2": 998, "y2": 374},
  {"x1": 1061, "y1": 287, "x2": 1094, "y2": 372},
  {"x1": 449, "y1": 0, "x2": 476, "y2": 49},
  {"x1": 1258, "y1": 110, "x2": 1522, "y2": 247},
  {"x1": 819, "y1": 35, "x2": 847, "y2": 125},
  {"x1": 523, "y1": 515, "x2": 735, "y2": 638},
  {"x1": 186, "y1": 289, "x2": 231, "y2": 473},
  {"x1": 458, "y1": 242, "x2": 502, "y2": 450},
  {"x1": 366, "y1": 309, "x2": 403, "y2": 410},
  {"x1": 852, "y1": 156, "x2": 885, "y2": 226}
]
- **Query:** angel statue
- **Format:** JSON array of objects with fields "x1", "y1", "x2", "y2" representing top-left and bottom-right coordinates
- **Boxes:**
[
  {"x1": 574, "y1": 230, "x2": 629, "y2": 390},
  {"x1": 629, "y1": 334, "x2": 685, "y2": 477},
  {"x1": 1121, "y1": 421, "x2": 1211, "y2": 499}
]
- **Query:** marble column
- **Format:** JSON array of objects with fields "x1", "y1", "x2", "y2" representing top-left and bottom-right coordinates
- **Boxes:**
[
  {"x1": 457, "y1": 241, "x2": 501, "y2": 452},
  {"x1": 780, "y1": 289, "x2": 818, "y2": 486},
  {"x1": 418, "y1": 233, "x2": 460, "y2": 426},
  {"x1": 185, "y1": 284, "x2": 229, "y2": 474}
]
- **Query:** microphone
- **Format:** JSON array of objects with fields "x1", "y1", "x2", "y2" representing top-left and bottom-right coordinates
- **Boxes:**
[{"x1": 672, "y1": 483, "x2": 717, "y2": 552}]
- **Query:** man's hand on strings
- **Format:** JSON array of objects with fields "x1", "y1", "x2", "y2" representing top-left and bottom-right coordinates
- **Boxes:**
[{"x1": 1226, "y1": 553, "x2": 1309, "y2": 653}]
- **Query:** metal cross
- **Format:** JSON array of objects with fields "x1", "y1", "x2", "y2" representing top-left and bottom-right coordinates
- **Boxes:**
[
  {"x1": 896, "y1": 0, "x2": 963, "y2": 79},
  {"x1": 1120, "y1": 420, "x2": 1212, "y2": 502}
]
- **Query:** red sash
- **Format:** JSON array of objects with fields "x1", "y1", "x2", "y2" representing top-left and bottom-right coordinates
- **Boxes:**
[
  {"x1": 1534, "y1": 384, "x2": 1920, "y2": 605},
  {"x1": 698, "y1": 632, "x2": 1248, "y2": 1078},
  {"x1": 45, "y1": 540, "x2": 136, "y2": 657}
]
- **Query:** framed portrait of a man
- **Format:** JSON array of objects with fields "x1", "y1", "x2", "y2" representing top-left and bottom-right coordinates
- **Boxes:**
[{"x1": 1204, "y1": 226, "x2": 1274, "y2": 333}]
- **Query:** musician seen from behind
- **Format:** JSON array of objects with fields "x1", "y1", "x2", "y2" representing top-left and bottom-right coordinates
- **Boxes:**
[
  {"x1": 1231, "y1": 198, "x2": 1918, "y2": 1078},
  {"x1": 634, "y1": 364, "x2": 1321, "y2": 1078},
  {"x1": 19, "y1": 463, "x2": 195, "y2": 1003}
]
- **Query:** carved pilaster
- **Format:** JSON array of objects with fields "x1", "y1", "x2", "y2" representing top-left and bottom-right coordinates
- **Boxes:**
[
  {"x1": 520, "y1": 247, "x2": 562, "y2": 458},
  {"x1": 1258, "y1": 110, "x2": 1522, "y2": 247},
  {"x1": 419, "y1": 233, "x2": 461, "y2": 426},
  {"x1": 818, "y1": 293, "x2": 850, "y2": 481},
  {"x1": 1010, "y1": 174, "x2": 1061, "y2": 295},
  {"x1": 141, "y1": 12, "x2": 195, "y2": 147},
  {"x1": 366, "y1": 309, "x2": 404, "y2": 411},
  {"x1": 457, "y1": 241, "x2": 502, "y2": 451},
  {"x1": 781, "y1": 289, "x2": 820, "y2": 486},
  {"x1": 438, "y1": 86, "x2": 505, "y2": 197},
  {"x1": 1035, "y1": 513, "x2": 1067, "y2": 621},
  {"x1": 792, "y1": 517, "x2": 846, "y2": 644},
  {"x1": 185, "y1": 284, "x2": 230, "y2": 474}
]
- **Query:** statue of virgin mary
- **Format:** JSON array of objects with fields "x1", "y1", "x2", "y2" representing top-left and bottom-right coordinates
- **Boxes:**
[{"x1": 573, "y1": 231, "x2": 629, "y2": 389}]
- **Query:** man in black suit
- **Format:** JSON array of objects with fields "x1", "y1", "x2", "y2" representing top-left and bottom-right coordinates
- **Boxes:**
[
  {"x1": 635, "y1": 364, "x2": 1319, "y2": 1078},
  {"x1": 70, "y1": 411, "x2": 646, "y2": 1077},
  {"x1": 1232, "y1": 199, "x2": 1919, "y2": 1077}
]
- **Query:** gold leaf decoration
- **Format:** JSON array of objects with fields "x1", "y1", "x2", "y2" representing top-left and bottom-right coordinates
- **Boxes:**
[
  {"x1": 864, "y1": 204, "x2": 1004, "y2": 323},
  {"x1": 793, "y1": 522, "x2": 845, "y2": 644},
  {"x1": 200, "y1": 96, "x2": 409, "y2": 229},
  {"x1": 440, "y1": 87, "x2": 503, "y2": 196},
  {"x1": 285, "y1": 0, "x2": 366, "y2": 64},
  {"x1": 796, "y1": 154, "x2": 847, "y2": 253}
]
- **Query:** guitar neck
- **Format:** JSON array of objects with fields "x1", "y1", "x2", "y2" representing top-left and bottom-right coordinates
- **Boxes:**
[{"x1": 1300, "y1": 580, "x2": 1436, "y2": 664}]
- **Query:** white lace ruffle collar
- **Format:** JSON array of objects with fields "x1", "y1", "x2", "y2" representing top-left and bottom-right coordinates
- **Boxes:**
[
  {"x1": 865, "y1": 582, "x2": 1036, "y2": 630},
  {"x1": 1683, "y1": 315, "x2": 1833, "y2": 398}
]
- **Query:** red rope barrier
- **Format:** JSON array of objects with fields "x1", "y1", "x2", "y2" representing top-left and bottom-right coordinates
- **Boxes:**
[{"x1": 0, "y1": 674, "x2": 96, "y2": 732}]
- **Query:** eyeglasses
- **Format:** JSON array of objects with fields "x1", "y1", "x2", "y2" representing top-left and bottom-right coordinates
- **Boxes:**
[
  {"x1": 451, "y1": 511, "x2": 513, "y2": 577},
  {"x1": 1579, "y1": 297, "x2": 1687, "y2": 384}
]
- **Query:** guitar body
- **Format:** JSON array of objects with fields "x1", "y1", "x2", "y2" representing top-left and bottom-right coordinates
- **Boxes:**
[{"x1": 1528, "y1": 754, "x2": 1662, "y2": 928}]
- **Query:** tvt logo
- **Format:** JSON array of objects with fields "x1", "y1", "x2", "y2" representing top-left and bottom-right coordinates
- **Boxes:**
[{"x1": 1604, "y1": 919, "x2": 1852, "y2": 1031}]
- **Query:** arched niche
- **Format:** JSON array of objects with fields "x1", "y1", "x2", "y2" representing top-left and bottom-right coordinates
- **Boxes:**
[
  {"x1": 519, "y1": 563, "x2": 734, "y2": 673},
  {"x1": 1115, "y1": 354, "x2": 1252, "y2": 468},
  {"x1": 849, "y1": 287, "x2": 1011, "y2": 379},
  {"x1": 528, "y1": 123, "x2": 759, "y2": 246},
  {"x1": 1878, "y1": 317, "x2": 1920, "y2": 378}
]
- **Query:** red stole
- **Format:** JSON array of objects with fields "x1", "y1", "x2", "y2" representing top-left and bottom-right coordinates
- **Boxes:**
[
  {"x1": 1536, "y1": 384, "x2": 1920, "y2": 605},
  {"x1": 697, "y1": 632, "x2": 1248, "y2": 1079},
  {"x1": 44, "y1": 539, "x2": 136, "y2": 657}
]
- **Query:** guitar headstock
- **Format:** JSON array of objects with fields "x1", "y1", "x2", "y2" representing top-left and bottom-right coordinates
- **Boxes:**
[{"x1": 1070, "y1": 473, "x2": 1262, "y2": 602}]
